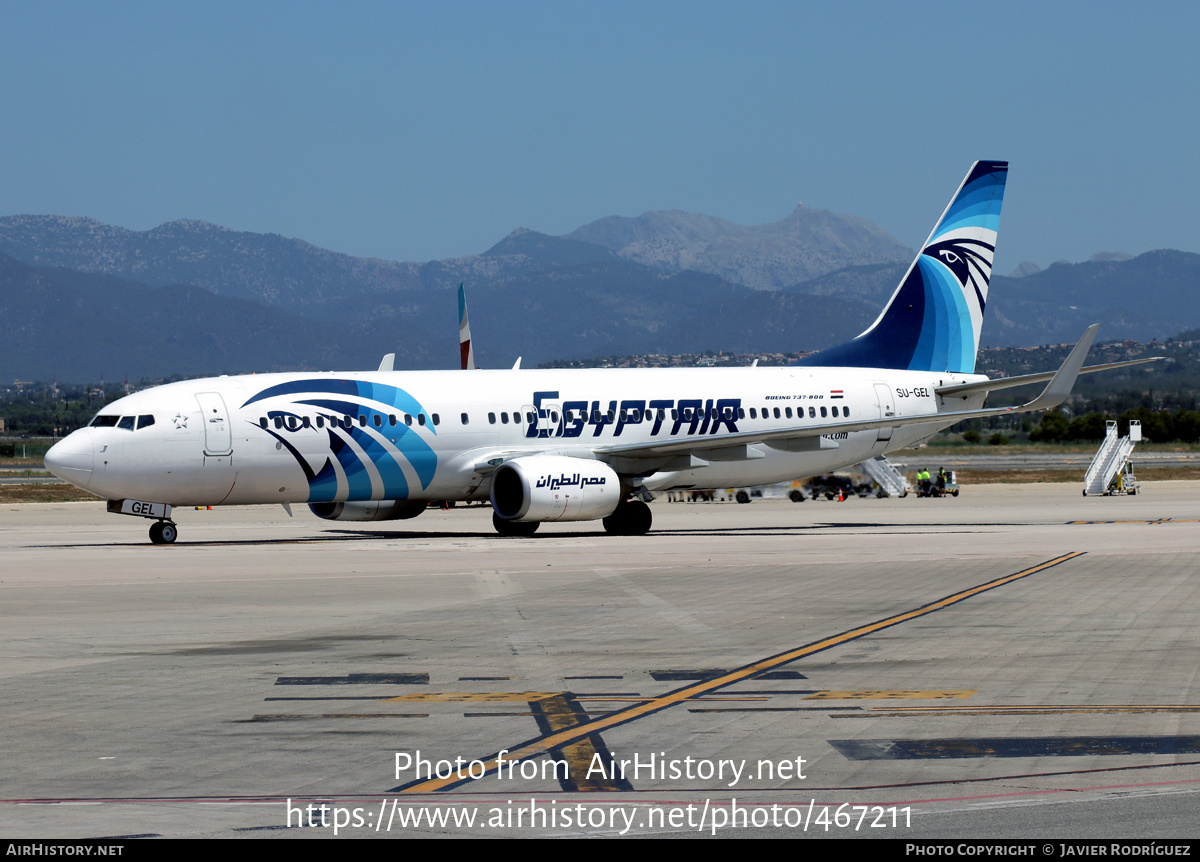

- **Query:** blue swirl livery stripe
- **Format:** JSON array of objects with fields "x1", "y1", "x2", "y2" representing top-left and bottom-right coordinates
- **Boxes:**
[
  {"x1": 328, "y1": 431, "x2": 375, "y2": 501},
  {"x1": 911, "y1": 256, "x2": 974, "y2": 372},
  {"x1": 299, "y1": 398, "x2": 438, "y2": 491},
  {"x1": 243, "y1": 379, "x2": 432, "y2": 427},
  {"x1": 244, "y1": 379, "x2": 438, "y2": 501},
  {"x1": 347, "y1": 426, "x2": 411, "y2": 500},
  {"x1": 933, "y1": 161, "x2": 1007, "y2": 238}
]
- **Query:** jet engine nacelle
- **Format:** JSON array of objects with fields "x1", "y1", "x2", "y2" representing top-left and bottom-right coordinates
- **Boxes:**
[
  {"x1": 308, "y1": 500, "x2": 427, "y2": 521},
  {"x1": 491, "y1": 456, "x2": 621, "y2": 522}
]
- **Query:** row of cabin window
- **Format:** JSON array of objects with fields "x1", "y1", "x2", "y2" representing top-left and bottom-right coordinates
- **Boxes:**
[
  {"x1": 750, "y1": 405, "x2": 848, "y2": 420},
  {"x1": 559, "y1": 405, "x2": 851, "y2": 423},
  {"x1": 259, "y1": 404, "x2": 851, "y2": 433},
  {"x1": 89, "y1": 414, "x2": 156, "y2": 431},
  {"x1": 261, "y1": 412, "x2": 442, "y2": 431}
]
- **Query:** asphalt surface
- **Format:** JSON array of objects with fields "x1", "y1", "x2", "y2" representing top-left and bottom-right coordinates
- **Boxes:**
[{"x1": 2, "y1": 484, "x2": 1199, "y2": 839}]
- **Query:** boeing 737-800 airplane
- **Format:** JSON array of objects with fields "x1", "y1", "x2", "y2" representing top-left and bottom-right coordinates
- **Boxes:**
[{"x1": 44, "y1": 162, "x2": 1144, "y2": 543}]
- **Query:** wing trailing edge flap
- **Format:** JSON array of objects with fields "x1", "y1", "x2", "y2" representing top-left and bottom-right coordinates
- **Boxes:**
[{"x1": 594, "y1": 325, "x2": 1100, "y2": 468}]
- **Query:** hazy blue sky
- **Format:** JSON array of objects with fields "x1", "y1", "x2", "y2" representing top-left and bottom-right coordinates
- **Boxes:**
[{"x1": 2, "y1": 1, "x2": 1196, "y2": 273}]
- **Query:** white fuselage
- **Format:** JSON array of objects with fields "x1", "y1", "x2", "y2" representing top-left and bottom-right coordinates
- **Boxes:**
[{"x1": 47, "y1": 365, "x2": 986, "y2": 508}]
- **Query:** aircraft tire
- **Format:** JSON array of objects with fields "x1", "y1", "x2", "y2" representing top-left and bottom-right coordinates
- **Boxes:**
[
  {"x1": 603, "y1": 500, "x2": 652, "y2": 536},
  {"x1": 736, "y1": 490, "x2": 750, "y2": 504},
  {"x1": 493, "y1": 512, "x2": 539, "y2": 537},
  {"x1": 789, "y1": 490, "x2": 805, "y2": 503},
  {"x1": 149, "y1": 521, "x2": 177, "y2": 544}
]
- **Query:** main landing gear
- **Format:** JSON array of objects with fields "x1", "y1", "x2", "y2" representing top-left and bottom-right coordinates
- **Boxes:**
[
  {"x1": 490, "y1": 499, "x2": 653, "y2": 537},
  {"x1": 492, "y1": 512, "x2": 540, "y2": 537},
  {"x1": 603, "y1": 499, "x2": 652, "y2": 536},
  {"x1": 148, "y1": 520, "x2": 178, "y2": 544}
]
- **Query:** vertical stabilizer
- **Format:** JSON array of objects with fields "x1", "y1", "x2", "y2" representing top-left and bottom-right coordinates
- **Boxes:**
[
  {"x1": 795, "y1": 161, "x2": 1007, "y2": 373},
  {"x1": 458, "y1": 283, "x2": 475, "y2": 370}
]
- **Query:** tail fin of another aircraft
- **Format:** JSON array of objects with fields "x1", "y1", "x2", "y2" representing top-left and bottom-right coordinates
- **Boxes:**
[
  {"x1": 458, "y1": 283, "x2": 475, "y2": 370},
  {"x1": 795, "y1": 160, "x2": 1007, "y2": 374}
]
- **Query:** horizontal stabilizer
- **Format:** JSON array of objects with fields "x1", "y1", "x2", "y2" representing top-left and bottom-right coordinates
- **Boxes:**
[{"x1": 937, "y1": 356, "x2": 1163, "y2": 399}]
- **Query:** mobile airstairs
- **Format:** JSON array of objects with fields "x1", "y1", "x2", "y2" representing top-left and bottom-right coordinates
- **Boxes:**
[
  {"x1": 858, "y1": 456, "x2": 912, "y2": 498},
  {"x1": 1083, "y1": 420, "x2": 1141, "y2": 496}
]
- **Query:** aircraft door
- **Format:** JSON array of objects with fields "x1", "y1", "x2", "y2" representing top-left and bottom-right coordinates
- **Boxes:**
[
  {"x1": 873, "y1": 383, "x2": 895, "y2": 446},
  {"x1": 195, "y1": 392, "x2": 233, "y2": 455}
]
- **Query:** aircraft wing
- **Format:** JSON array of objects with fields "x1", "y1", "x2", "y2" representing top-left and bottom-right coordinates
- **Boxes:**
[
  {"x1": 593, "y1": 325, "x2": 1098, "y2": 467},
  {"x1": 937, "y1": 356, "x2": 1162, "y2": 399}
]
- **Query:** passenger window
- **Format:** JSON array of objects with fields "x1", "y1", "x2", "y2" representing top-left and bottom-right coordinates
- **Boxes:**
[
  {"x1": 316, "y1": 416, "x2": 324, "y2": 429},
  {"x1": 418, "y1": 414, "x2": 426, "y2": 426},
  {"x1": 749, "y1": 408, "x2": 756, "y2": 419},
  {"x1": 809, "y1": 407, "x2": 816, "y2": 418},
  {"x1": 274, "y1": 416, "x2": 283, "y2": 429},
  {"x1": 373, "y1": 414, "x2": 382, "y2": 427},
  {"x1": 500, "y1": 413, "x2": 509, "y2": 424},
  {"x1": 389, "y1": 414, "x2": 397, "y2": 427},
  {"x1": 302, "y1": 416, "x2": 312, "y2": 428},
  {"x1": 259, "y1": 417, "x2": 268, "y2": 429},
  {"x1": 432, "y1": 413, "x2": 440, "y2": 426},
  {"x1": 359, "y1": 415, "x2": 367, "y2": 427},
  {"x1": 404, "y1": 414, "x2": 413, "y2": 426},
  {"x1": 773, "y1": 407, "x2": 780, "y2": 419},
  {"x1": 738, "y1": 408, "x2": 744, "y2": 419},
  {"x1": 821, "y1": 406, "x2": 828, "y2": 418},
  {"x1": 785, "y1": 407, "x2": 792, "y2": 419},
  {"x1": 488, "y1": 412, "x2": 496, "y2": 424},
  {"x1": 461, "y1": 413, "x2": 469, "y2": 425},
  {"x1": 526, "y1": 412, "x2": 535, "y2": 424}
]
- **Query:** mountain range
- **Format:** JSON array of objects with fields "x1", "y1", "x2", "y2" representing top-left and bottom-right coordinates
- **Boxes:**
[{"x1": 1, "y1": 210, "x2": 1197, "y2": 382}]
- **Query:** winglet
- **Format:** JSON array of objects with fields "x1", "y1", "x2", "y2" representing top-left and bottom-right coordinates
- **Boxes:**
[{"x1": 1018, "y1": 324, "x2": 1098, "y2": 412}]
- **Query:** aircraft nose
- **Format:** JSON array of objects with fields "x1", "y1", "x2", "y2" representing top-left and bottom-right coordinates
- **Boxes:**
[{"x1": 45, "y1": 430, "x2": 94, "y2": 487}]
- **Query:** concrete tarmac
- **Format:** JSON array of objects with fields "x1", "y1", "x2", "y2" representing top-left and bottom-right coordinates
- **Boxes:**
[{"x1": 2, "y1": 483, "x2": 1199, "y2": 839}]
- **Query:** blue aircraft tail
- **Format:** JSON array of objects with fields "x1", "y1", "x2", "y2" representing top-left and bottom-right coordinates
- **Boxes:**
[{"x1": 794, "y1": 160, "x2": 1007, "y2": 374}]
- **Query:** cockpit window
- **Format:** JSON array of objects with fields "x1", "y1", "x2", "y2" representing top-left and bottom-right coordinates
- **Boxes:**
[
  {"x1": 137, "y1": 415, "x2": 155, "y2": 430},
  {"x1": 90, "y1": 415, "x2": 120, "y2": 427},
  {"x1": 117, "y1": 416, "x2": 136, "y2": 430}
]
